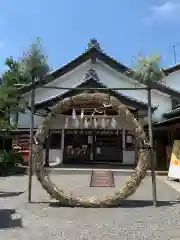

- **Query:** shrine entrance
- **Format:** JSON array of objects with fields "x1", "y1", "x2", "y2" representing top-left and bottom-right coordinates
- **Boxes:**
[
  {"x1": 63, "y1": 129, "x2": 123, "y2": 164},
  {"x1": 32, "y1": 92, "x2": 151, "y2": 207}
]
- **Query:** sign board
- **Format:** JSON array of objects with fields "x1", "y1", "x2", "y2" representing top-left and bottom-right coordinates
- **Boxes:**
[
  {"x1": 168, "y1": 140, "x2": 180, "y2": 179},
  {"x1": 65, "y1": 129, "x2": 120, "y2": 135}
]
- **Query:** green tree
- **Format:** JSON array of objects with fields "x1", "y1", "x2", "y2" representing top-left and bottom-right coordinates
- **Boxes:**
[
  {"x1": 131, "y1": 54, "x2": 165, "y2": 85},
  {"x1": 0, "y1": 38, "x2": 50, "y2": 134},
  {"x1": 0, "y1": 57, "x2": 25, "y2": 132},
  {"x1": 20, "y1": 37, "x2": 50, "y2": 81}
]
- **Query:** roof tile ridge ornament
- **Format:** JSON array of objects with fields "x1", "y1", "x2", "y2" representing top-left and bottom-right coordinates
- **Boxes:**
[
  {"x1": 84, "y1": 68, "x2": 100, "y2": 83},
  {"x1": 87, "y1": 38, "x2": 102, "y2": 52}
]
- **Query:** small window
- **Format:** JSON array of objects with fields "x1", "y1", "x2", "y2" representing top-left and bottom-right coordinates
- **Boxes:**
[{"x1": 125, "y1": 130, "x2": 135, "y2": 150}]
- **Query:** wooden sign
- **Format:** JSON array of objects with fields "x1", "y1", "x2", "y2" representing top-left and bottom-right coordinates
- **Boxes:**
[
  {"x1": 65, "y1": 129, "x2": 93, "y2": 135},
  {"x1": 65, "y1": 129, "x2": 120, "y2": 136},
  {"x1": 168, "y1": 140, "x2": 180, "y2": 179}
]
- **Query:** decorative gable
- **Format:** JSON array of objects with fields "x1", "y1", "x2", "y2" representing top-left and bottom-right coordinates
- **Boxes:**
[
  {"x1": 87, "y1": 39, "x2": 102, "y2": 52},
  {"x1": 84, "y1": 69, "x2": 100, "y2": 83}
]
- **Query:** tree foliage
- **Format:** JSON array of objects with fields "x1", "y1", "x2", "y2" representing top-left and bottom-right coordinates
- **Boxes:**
[
  {"x1": 130, "y1": 54, "x2": 165, "y2": 85},
  {"x1": 20, "y1": 37, "x2": 50, "y2": 81},
  {"x1": 0, "y1": 57, "x2": 25, "y2": 131},
  {"x1": 0, "y1": 38, "x2": 50, "y2": 134}
]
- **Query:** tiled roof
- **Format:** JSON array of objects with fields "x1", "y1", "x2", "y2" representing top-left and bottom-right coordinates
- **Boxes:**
[
  {"x1": 18, "y1": 39, "x2": 180, "y2": 100},
  {"x1": 164, "y1": 106, "x2": 180, "y2": 118},
  {"x1": 163, "y1": 63, "x2": 180, "y2": 75},
  {"x1": 34, "y1": 70, "x2": 157, "y2": 111}
]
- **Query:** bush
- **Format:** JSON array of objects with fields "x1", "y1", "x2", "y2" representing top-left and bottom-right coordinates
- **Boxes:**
[{"x1": 0, "y1": 150, "x2": 23, "y2": 169}]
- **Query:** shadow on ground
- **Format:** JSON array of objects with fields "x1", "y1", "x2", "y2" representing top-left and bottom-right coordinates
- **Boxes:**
[
  {"x1": 0, "y1": 209, "x2": 23, "y2": 229},
  {"x1": 0, "y1": 191, "x2": 24, "y2": 198},
  {"x1": 30, "y1": 199, "x2": 180, "y2": 208}
]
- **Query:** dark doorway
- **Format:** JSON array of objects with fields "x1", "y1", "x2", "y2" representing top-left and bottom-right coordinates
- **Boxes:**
[
  {"x1": 63, "y1": 129, "x2": 123, "y2": 164},
  {"x1": 63, "y1": 129, "x2": 92, "y2": 163},
  {"x1": 93, "y1": 130, "x2": 123, "y2": 163}
]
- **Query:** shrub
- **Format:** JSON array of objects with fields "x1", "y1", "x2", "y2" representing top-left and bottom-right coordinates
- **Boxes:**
[{"x1": 0, "y1": 150, "x2": 23, "y2": 169}]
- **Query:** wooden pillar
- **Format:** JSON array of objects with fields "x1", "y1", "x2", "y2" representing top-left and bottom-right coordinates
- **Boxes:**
[
  {"x1": 147, "y1": 88, "x2": 157, "y2": 207},
  {"x1": 134, "y1": 109, "x2": 139, "y2": 166},
  {"x1": 28, "y1": 77, "x2": 35, "y2": 203}
]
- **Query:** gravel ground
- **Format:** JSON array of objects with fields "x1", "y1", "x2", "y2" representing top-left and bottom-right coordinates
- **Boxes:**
[{"x1": 0, "y1": 174, "x2": 180, "y2": 240}]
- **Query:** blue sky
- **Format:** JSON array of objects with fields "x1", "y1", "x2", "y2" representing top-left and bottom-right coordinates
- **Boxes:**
[{"x1": 0, "y1": 0, "x2": 180, "y2": 73}]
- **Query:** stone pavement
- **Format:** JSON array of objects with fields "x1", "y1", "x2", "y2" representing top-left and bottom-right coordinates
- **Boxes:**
[
  {"x1": 161, "y1": 176, "x2": 180, "y2": 193},
  {"x1": 0, "y1": 174, "x2": 180, "y2": 240}
]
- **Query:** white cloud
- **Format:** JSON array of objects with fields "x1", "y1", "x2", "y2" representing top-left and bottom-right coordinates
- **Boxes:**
[{"x1": 146, "y1": 1, "x2": 180, "y2": 23}]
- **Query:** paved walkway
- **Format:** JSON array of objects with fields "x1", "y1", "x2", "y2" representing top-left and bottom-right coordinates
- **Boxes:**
[
  {"x1": 162, "y1": 176, "x2": 180, "y2": 193},
  {"x1": 0, "y1": 174, "x2": 180, "y2": 239}
]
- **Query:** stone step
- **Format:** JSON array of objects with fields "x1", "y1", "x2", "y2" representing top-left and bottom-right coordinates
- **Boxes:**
[{"x1": 90, "y1": 170, "x2": 115, "y2": 187}]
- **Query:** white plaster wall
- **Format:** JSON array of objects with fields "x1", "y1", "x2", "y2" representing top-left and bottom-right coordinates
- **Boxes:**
[
  {"x1": 19, "y1": 60, "x2": 92, "y2": 129},
  {"x1": 163, "y1": 70, "x2": 180, "y2": 91},
  {"x1": 18, "y1": 111, "x2": 44, "y2": 129},
  {"x1": 94, "y1": 61, "x2": 172, "y2": 121},
  {"x1": 123, "y1": 151, "x2": 135, "y2": 165},
  {"x1": 24, "y1": 60, "x2": 92, "y2": 104}
]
